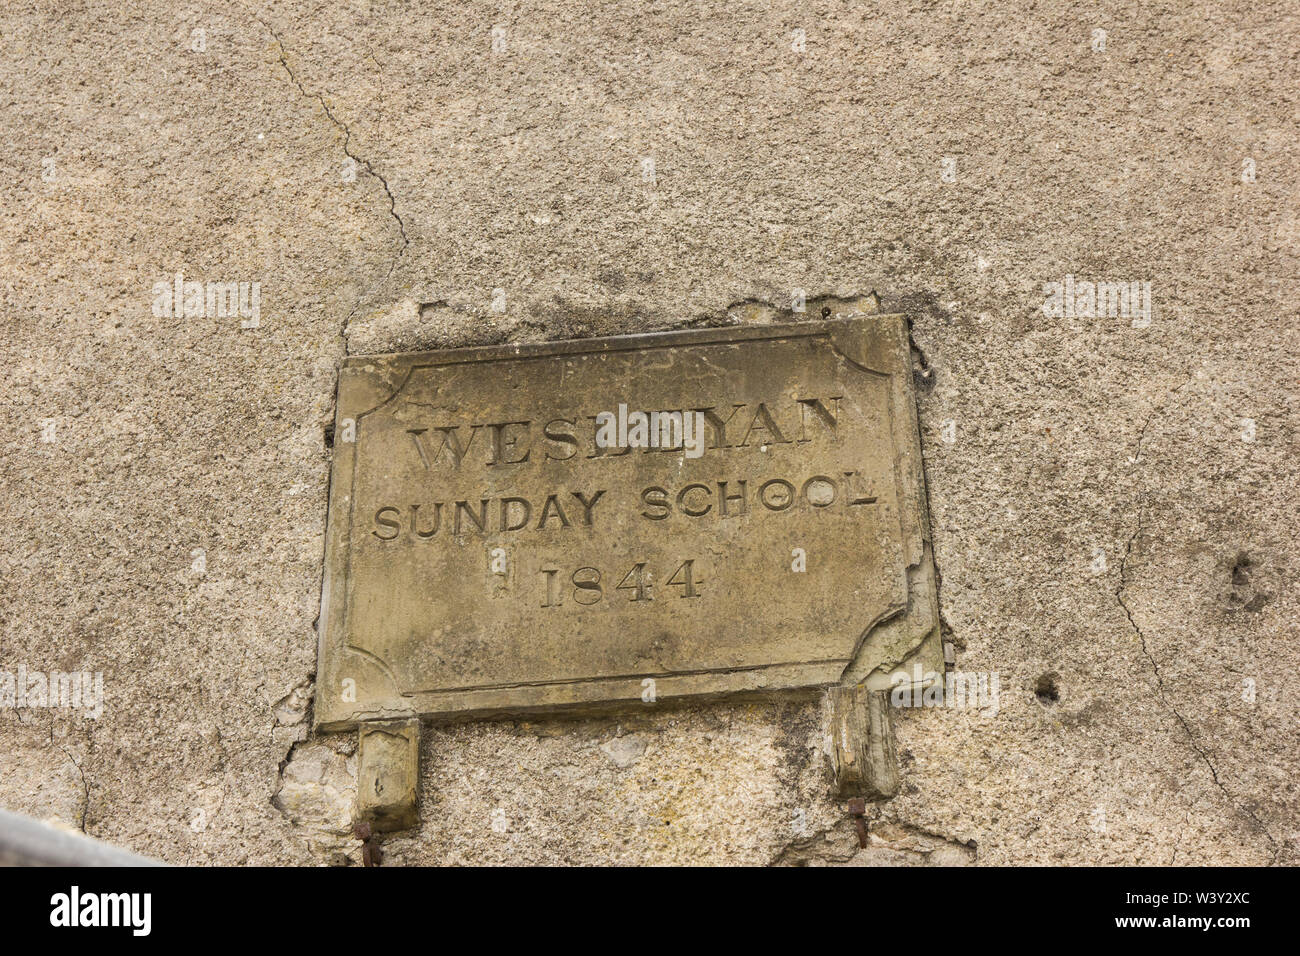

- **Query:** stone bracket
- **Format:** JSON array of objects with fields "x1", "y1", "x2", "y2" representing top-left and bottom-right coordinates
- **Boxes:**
[
  {"x1": 827, "y1": 685, "x2": 900, "y2": 800},
  {"x1": 356, "y1": 718, "x2": 421, "y2": 831}
]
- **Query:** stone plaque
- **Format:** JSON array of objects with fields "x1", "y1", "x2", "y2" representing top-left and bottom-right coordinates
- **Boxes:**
[{"x1": 315, "y1": 308, "x2": 940, "y2": 730}]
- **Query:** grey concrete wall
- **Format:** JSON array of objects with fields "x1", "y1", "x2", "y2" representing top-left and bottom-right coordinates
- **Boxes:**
[{"x1": 0, "y1": 0, "x2": 1295, "y2": 864}]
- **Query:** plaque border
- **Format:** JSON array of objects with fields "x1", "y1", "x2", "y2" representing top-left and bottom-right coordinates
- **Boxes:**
[{"x1": 314, "y1": 315, "x2": 939, "y2": 729}]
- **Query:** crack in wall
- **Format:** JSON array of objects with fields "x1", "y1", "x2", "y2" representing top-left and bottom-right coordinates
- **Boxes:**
[
  {"x1": 19, "y1": 709, "x2": 91, "y2": 833},
  {"x1": 242, "y1": 11, "x2": 409, "y2": 814},
  {"x1": 60, "y1": 746, "x2": 89, "y2": 833},
  {"x1": 771, "y1": 817, "x2": 976, "y2": 866},
  {"x1": 248, "y1": 8, "x2": 409, "y2": 349},
  {"x1": 770, "y1": 823, "x2": 856, "y2": 865},
  {"x1": 1116, "y1": 383, "x2": 1280, "y2": 863}
]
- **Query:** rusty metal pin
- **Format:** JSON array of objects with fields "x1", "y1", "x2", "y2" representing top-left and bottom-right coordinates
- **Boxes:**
[
  {"x1": 354, "y1": 821, "x2": 382, "y2": 867},
  {"x1": 847, "y1": 797, "x2": 869, "y2": 848}
]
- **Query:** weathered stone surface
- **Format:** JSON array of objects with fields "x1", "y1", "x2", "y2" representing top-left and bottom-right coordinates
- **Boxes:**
[
  {"x1": 600, "y1": 733, "x2": 649, "y2": 769},
  {"x1": 827, "y1": 686, "x2": 900, "y2": 799},
  {"x1": 317, "y1": 315, "x2": 940, "y2": 727},
  {"x1": 355, "y1": 719, "x2": 420, "y2": 831},
  {"x1": 272, "y1": 739, "x2": 360, "y2": 864},
  {"x1": 272, "y1": 742, "x2": 356, "y2": 833}
]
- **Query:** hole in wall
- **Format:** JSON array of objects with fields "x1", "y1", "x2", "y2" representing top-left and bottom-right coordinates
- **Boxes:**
[
  {"x1": 1034, "y1": 672, "x2": 1060, "y2": 705},
  {"x1": 1230, "y1": 552, "x2": 1252, "y2": 587}
]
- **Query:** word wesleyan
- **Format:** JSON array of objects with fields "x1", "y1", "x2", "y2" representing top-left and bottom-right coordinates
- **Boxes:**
[{"x1": 402, "y1": 396, "x2": 845, "y2": 469}]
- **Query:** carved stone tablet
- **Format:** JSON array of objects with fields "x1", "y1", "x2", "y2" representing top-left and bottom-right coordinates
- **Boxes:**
[{"x1": 315, "y1": 310, "x2": 941, "y2": 729}]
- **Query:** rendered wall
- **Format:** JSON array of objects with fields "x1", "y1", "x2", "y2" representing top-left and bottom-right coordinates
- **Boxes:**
[{"x1": 0, "y1": 0, "x2": 1295, "y2": 865}]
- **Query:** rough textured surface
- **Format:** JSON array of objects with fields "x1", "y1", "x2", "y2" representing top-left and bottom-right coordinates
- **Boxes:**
[{"x1": 0, "y1": 0, "x2": 1295, "y2": 865}]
